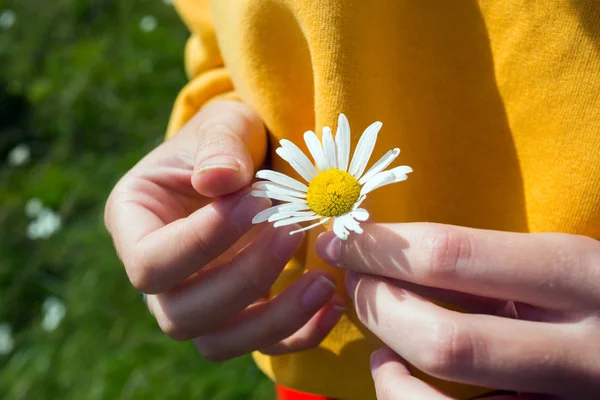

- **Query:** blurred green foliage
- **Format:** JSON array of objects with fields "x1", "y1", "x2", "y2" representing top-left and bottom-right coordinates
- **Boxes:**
[{"x1": 0, "y1": 1, "x2": 273, "y2": 398}]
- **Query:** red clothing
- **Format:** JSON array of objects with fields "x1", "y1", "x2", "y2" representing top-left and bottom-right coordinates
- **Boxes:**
[{"x1": 276, "y1": 384, "x2": 338, "y2": 400}]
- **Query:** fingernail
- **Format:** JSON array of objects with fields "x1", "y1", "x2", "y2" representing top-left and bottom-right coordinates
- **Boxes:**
[
  {"x1": 229, "y1": 193, "x2": 271, "y2": 230},
  {"x1": 345, "y1": 272, "x2": 359, "y2": 300},
  {"x1": 271, "y1": 226, "x2": 304, "y2": 261},
  {"x1": 301, "y1": 276, "x2": 336, "y2": 312},
  {"x1": 322, "y1": 236, "x2": 342, "y2": 266},
  {"x1": 370, "y1": 348, "x2": 388, "y2": 378},
  {"x1": 318, "y1": 304, "x2": 346, "y2": 330},
  {"x1": 194, "y1": 155, "x2": 240, "y2": 175}
]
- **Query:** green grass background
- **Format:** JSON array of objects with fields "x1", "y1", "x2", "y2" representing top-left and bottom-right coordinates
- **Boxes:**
[{"x1": 0, "y1": 0, "x2": 273, "y2": 398}]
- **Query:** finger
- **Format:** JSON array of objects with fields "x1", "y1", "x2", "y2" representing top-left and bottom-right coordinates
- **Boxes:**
[
  {"x1": 316, "y1": 223, "x2": 600, "y2": 310},
  {"x1": 110, "y1": 187, "x2": 271, "y2": 293},
  {"x1": 348, "y1": 273, "x2": 584, "y2": 397},
  {"x1": 384, "y1": 277, "x2": 506, "y2": 315},
  {"x1": 259, "y1": 296, "x2": 346, "y2": 355},
  {"x1": 475, "y1": 395, "x2": 559, "y2": 400},
  {"x1": 371, "y1": 348, "x2": 548, "y2": 400},
  {"x1": 192, "y1": 270, "x2": 338, "y2": 362},
  {"x1": 371, "y1": 347, "x2": 454, "y2": 400},
  {"x1": 183, "y1": 100, "x2": 267, "y2": 198},
  {"x1": 476, "y1": 397, "x2": 556, "y2": 400},
  {"x1": 391, "y1": 278, "x2": 527, "y2": 320},
  {"x1": 147, "y1": 224, "x2": 304, "y2": 340}
]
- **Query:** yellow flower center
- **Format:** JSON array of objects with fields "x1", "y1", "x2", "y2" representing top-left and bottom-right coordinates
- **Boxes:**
[{"x1": 306, "y1": 168, "x2": 361, "y2": 217}]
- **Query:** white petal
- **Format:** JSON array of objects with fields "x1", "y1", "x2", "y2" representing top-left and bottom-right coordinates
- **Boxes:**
[
  {"x1": 277, "y1": 140, "x2": 318, "y2": 182},
  {"x1": 252, "y1": 205, "x2": 282, "y2": 224},
  {"x1": 251, "y1": 190, "x2": 307, "y2": 204},
  {"x1": 358, "y1": 148, "x2": 400, "y2": 185},
  {"x1": 394, "y1": 175, "x2": 408, "y2": 183},
  {"x1": 350, "y1": 208, "x2": 369, "y2": 221},
  {"x1": 274, "y1": 214, "x2": 322, "y2": 227},
  {"x1": 391, "y1": 165, "x2": 413, "y2": 182},
  {"x1": 322, "y1": 126, "x2": 337, "y2": 171},
  {"x1": 335, "y1": 113, "x2": 351, "y2": 171},
  {"x1": 304, "y1": 130, "x2": 329, "y2": 171},
  {"x1": 359, "y1": 165, "x2": 412, "y2": 197},
  {"x1": 332, "y1": 217, "x2": 350, "y2": 241},
  {"x1": 252, "y1": 182, "x2": 306, "y2": 198},
  {"x1": 359, "y1": 170, "x2": 396, "y2": 197},
  {"x1": 289, "y1": 217, "x2": 330, "y2": 235},
  {"x1": 275, "y1": 148, "x2": 313, "y2": 183},
  {"x1": 268, "y1": 210, "x2": 316, "y2": 222},
  {"x1": 348, "y1": 121, "x2": 382, "y2": 179},
  {"x1": 340, "y1": 214, "x2": 363, "y2": 234},
  {"x1": 253, "y1": 203, "x2": 312, "y2": 223},
  {"x1": 256, "y1": 170, "x2": 308, "y2": 192},
  {"x1": 278, "y1": 203, "x2": 310, "y2": 213}
]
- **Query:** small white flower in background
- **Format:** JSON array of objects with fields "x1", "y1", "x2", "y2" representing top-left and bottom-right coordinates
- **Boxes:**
[
  {"x1": 0, "y1": 9, "x2": 16, "y2": 30},
  {"x1": 139, "y1": 15, "x2": 157, "y2": 32},
  {"x1": 26, "y1": 208, "x2": 62, "y2": 240},
  {"x1": 0, "y1": 323, "x2": 14, "y2": 355},
  {"x1": 161, "y1": 0, "x2": 173, "y2": 5},
  {"x1": 41, "y1": 297, "x2": 66, "y2": 332},
  {"x1": 24, "y1": 198, "x2": 62, "y2": 240},
  {"x1": 24, "y1": 198, "x2": 44, "y2": 218},
  {"x1": 252, "y1": 113, "x2": 412, "y2": 240},
  {"x1": 7, "y1": 144, "x2": 30, "y2": 166}
]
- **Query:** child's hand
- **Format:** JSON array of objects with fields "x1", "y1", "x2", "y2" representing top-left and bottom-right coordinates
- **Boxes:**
[
  {"x1": 105, "y1": 100, "x2": 345, "y2": 361},
  {"x1": 316, "y1": 223, "x2": 600, "y2": 399}
]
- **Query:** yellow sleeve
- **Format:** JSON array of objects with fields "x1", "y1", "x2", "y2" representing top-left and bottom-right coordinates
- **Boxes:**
[{"x1": 165, "y1": 0, "x2": 238, "y2": 139}]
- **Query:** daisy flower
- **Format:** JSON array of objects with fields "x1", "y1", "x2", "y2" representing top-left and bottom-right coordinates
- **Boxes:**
[{"x1": 251, "y1": 114, "x2": 412, "y2": 240}]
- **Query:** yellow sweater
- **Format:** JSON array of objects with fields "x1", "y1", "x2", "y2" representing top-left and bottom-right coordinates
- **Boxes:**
[{"x1": 167, "y1": 1, "x2": 600, "y2": 399}]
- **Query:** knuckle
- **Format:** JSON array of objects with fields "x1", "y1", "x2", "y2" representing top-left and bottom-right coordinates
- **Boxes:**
[
  {"x1": 104, "y1": 177, "x2": 135, "y2": 228},
  {"x1": 201, "y1": 100, "x2": 257, "y2": 128},
  {"x1": 200, "y1": 123, "x2": 237, "y2": 145},
  {"x1": 103, "y1": 179, "x2": 126, "y2": 233},
  {"x1": 236, "y1": 267, "x2": 269, "y2": 302},
  {"x1": 193, "y1": 117, "x2": 239, "y2": 151},
  {"x1": 415, "y1": 319, "x2": 475, "y2": 377},
  {"x1": 125, "y1": 255, "x2": 157, "y2": 293},
  {"x1": 154, "y1": 307, "x2": 193, "y2": 342},
  {"x1": 195, "y1": 115, "x2": 247, "y2": 143},
  {"x1": 159, "y1": 320, "x2": 189, "y2": 342},
  {"x1": 194, "y1": 101, "x2": 262, "y2": 145},
  {"x1": 423, "y1": 225, "x2": 472, "y2": 281}
]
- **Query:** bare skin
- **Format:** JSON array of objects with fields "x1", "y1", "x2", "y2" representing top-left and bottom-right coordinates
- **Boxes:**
[
  {"x1": 105, "y1": 100, "x2": 345, "y2": 362},
  {"x1": 316, "y1": 223, "x2": 600, "y2": 399}
]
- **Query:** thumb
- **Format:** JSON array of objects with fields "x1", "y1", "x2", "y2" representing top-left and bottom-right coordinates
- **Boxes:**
[{"x1": 188, "y1": 100, "x2": 267, "y2": 198}]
